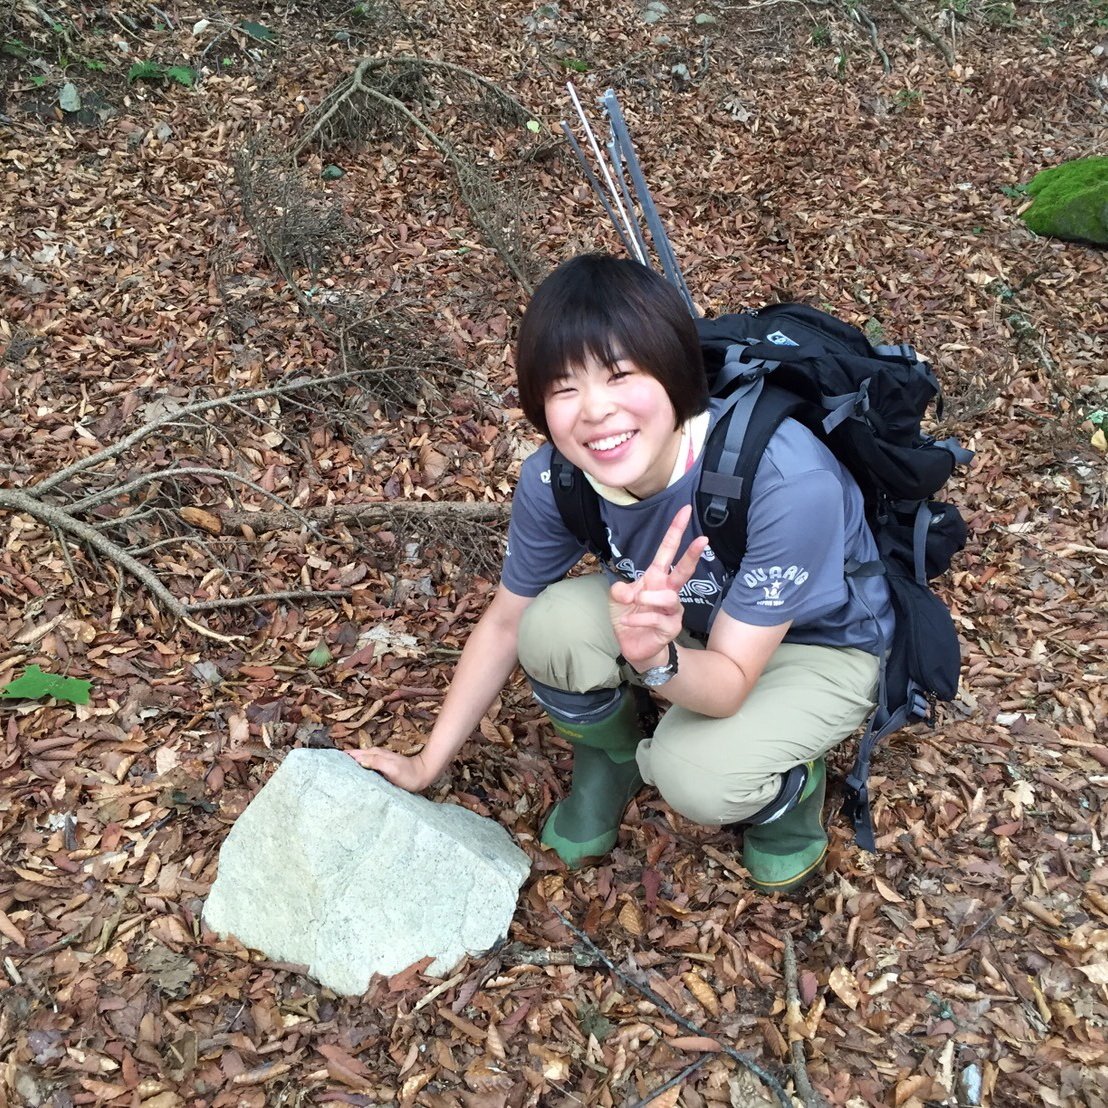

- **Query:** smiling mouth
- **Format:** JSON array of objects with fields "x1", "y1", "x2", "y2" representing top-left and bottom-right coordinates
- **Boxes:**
[{"x1": 587, "y1": 431, "x2": 636, "y2": 452}]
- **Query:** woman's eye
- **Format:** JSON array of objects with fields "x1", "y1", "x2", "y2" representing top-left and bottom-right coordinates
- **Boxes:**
[{"x1": 609, "y1": 370, "x2": 631, "y2": 382}]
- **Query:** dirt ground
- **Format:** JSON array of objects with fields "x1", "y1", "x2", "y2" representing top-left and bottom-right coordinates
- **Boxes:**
[{"x1": 1, "y1": 1, "x2": 1107, "y2": 1105}]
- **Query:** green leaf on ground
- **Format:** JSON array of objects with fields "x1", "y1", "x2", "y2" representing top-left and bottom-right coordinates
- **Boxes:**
[
  {"x1": 240, "y1": 21, "x2": 276, "y2": 42},
  {"x1": 321, "y1": 164, "x2": 345, "y2": 180},
  {"x1": 1, "y1": 665, "x2": 92, "y2": 705}
]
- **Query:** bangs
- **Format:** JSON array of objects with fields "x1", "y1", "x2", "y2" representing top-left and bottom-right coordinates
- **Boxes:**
[{"x1": 515, "y1": 254, "x2": 708, "y2": 436}]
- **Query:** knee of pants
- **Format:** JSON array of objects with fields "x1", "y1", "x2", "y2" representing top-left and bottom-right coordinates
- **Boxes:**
[
  {"x1": 517, "y1": 577, "x2": 618, "y2": 693},
  {"x1": 638, "y1": 738, "x2": 775, "y2": 826}
]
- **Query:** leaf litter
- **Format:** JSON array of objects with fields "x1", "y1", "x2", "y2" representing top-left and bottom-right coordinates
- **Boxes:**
[{"x1": 1, "y1": 1, "x2": 1106, "y2": 1106}]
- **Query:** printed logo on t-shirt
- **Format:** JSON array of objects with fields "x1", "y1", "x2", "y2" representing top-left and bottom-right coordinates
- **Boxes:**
[
  {"x1": 540, "y1": 468, "x2": 551, "y2": 484},
  {"x1": 743, "y1": 564, "x2": 809, "y2": 607}
]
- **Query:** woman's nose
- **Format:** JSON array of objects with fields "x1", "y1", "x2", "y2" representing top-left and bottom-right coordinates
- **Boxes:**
[{"x1": 580, "y1": 382, "x2": 615, "y2": 420}]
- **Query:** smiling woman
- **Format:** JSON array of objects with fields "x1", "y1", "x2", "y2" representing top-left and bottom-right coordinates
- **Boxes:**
[
  {"x1": 542, "y1": 354, "x2": 684, "y2": 500},
  {"x1": 351, "y1": 254, "x2": 892, "y2": 895}
]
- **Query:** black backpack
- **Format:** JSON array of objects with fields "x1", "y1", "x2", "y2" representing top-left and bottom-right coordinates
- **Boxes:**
[{"x1": 550, "y1": 302, "x2": 974, "y2": 851}]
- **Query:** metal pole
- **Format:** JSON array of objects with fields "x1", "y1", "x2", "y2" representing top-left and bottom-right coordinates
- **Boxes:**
[
  {"x1": 602, "y1": 89, "x2": 696, "y2": 314},
  {"x1": 566, "y1": 83, "x2": 645, "y2": 263},
  {"x1": 559, "y1": 123, "x2": 634, "y2": 255}
]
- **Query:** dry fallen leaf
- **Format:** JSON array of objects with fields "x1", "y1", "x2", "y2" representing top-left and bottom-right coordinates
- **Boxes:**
[
  {"x1": 682, "y1": 971, "x2": 720, "y2": 1016},
  {"x1": 618, "y1": 898, "x2": 645, "y2": 936},
  {"x1": 828, "y1": 965, "x2": 861, "y2": 1010}
]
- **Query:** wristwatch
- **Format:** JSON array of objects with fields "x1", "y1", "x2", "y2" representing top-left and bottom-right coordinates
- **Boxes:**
[{"x1": 636, "y1": 642, "x2": 679, "y2": 688}]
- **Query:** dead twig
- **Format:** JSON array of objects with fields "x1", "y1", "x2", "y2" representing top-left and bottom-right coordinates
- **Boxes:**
[
  {"x1": 628, "y1": 1055, "x2": 713, "y2": 1107},
  {"x1": 0, "y1": 368, "x2": 488, "y2": 634},
  {"x1": 887, "y1": 0, "x2": 955, "y2": 66},
  {"x1": 783, "y1": 934, "x2": 825, "y2": 1108},
  {"x1": 294, "y1": 56, "x2": 537, "y2": 292},
  {"x1": 552, "y1": 908, "x2": 791, "y2": 1107},
  {"x1": 220, "y1": 500, "x2": 508, "y2": 533}
]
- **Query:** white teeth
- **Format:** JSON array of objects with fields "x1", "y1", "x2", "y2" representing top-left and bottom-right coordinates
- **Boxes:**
[{"x1": 588, "y1": 431, "x2": 634, "y2": 452}]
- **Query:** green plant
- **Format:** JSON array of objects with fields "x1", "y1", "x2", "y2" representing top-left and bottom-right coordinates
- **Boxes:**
[
  {"x1": 810, "y1": 23, "x2": 831, "y2": 47},
  {"x1": 983, "y1": 0, "x2": 1016, "y2": 26},
  {"x1": 559, "y1": 57, "x2": 589, "y2": 72},
  {"x1": 82, "y1": 58, "x2": 106, "y2": 72},
  {"x1": 127, "y1": 60, "x2": 196, "y2": 87},
  {"x1": 2, "y1": 37, "x2": 31, "y2": 58},
  {"x1": 30, "y1": 74, "x2": 46, "y2": 87},
  {"x1": 893, "y1": 88, "x2": 922, "y2": 110}
]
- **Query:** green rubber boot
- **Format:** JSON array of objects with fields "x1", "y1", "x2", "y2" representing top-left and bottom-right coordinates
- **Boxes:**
[
  {"x1": 540, "y1": 692, "x2": 644, "y2": 868},
  {"x1": 742, "y1": 758, "x2": 828, "y2": 894}
]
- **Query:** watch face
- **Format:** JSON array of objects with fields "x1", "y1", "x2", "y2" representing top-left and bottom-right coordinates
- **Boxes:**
[{"x1": 642, "y1": 666, "x2": 675, "y2": 688}]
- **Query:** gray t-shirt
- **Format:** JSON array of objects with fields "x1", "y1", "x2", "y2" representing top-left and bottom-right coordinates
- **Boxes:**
[{"x1": 502, "y1": 402, "x2": 895, "y2": 654}]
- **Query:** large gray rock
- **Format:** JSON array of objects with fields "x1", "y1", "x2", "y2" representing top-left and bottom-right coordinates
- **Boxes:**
[{"x1": 203, "y1": 749, "x2": 531, "y2": 994}]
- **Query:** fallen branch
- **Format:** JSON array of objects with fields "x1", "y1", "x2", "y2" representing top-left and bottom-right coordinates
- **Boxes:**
[
  {"x1": 553, "y1": 908, "x2": 791, "y2": 1107},
  {"x1": 845, "y1": 3, "x2": 890, "y2": 73},
  {"x1": 0, "y1": 487, "x2": 237, "y2": 642},
  {"x1": 71, "y1": 465, "x2": 325, "y2": 540},
  {"x1": 887, "y1": 0, "x2": 955, "y2": 66},
  {"x1": 629, "y1": 1055, "x2": 712, "y2": 1107},
  {"x1": 293, "y1": 56, "x2": 529, "y2": 157},
  {"x1": 783, "y1": 934, "x2": 824, "y2": 1108},
  {"x1": 36, "y1": 370, "x2": 389, "y2": 497},
  {"x1": 0, "y1": 368, "x2": 498, "y2": 633},
  {"x1": 294, "y1": 56, "x2": 537, "y2": 293},
  {"x1": 220, "y1": 500, "x2": 509, "y2": 533}
]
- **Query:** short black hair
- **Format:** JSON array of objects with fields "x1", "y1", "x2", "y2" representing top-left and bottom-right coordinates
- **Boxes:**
[{"x1": 515, "y1": 254, "x2": 707, "y2": 437}]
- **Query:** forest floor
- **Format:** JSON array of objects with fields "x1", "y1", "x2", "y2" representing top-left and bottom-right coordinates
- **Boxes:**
[{"x1": 1, "y1": 1, "x2": 1107, "y2": 1105}]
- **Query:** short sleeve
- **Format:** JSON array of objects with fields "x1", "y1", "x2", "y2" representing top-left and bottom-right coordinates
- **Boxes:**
[
  {"x1": 500, "y1": 450, "x2": 586, "y2": 597},
  {"x1": 721, "y1": 467, "x2": 848, "y2": 626}
]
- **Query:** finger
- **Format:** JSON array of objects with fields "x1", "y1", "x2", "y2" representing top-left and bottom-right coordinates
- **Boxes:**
[
  {"x1": 620, "y1": 609, "x2": 679, "y2": 632},
  {"x1": 668, "y1": 534, "x2": 710, "y2": 586},
  {"x1": 632, "y1": 588, "x2": 685, "y2": 612},
  {"x1": 650, "y1": 505, "x2": 693, "y2": 574},
  {"x1": 347, "y1": 748, "x2": 381, "y2": 769},
  {"x1": 609, "y1": 579, "x2": 642, "y2": 607}
]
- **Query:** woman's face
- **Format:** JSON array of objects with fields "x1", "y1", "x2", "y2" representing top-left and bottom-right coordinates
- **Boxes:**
[{"x1": 543, "y1": 352, "x2": 682, "y2": 500}]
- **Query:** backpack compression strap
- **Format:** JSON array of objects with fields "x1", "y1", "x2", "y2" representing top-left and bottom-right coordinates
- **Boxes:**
[
  {"x1": 698, "y1": 378, "x2": 805, "y2": 570},
  {"x1": 549, "y1": 447, "x2": 613, "y2": 563}
]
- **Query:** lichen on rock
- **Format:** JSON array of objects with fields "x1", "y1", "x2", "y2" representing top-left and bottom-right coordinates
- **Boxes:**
[{"x1": 1019, "y1": 156, "x2": 1108, "y2": 246}]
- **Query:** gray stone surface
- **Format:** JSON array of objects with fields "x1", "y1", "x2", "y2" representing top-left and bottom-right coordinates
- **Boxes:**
[{"x1": 203, "y1": 748, "x2": 531, "y2": 995}]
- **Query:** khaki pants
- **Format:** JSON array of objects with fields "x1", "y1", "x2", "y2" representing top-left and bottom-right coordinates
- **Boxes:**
[{"x1": 517, "y1": 574, "x2": 880, "y2": 825}]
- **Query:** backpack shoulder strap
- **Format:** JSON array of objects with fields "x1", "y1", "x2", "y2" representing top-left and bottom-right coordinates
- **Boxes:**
[
  {"x1": 549, "y1": 447, "x2": 612, "y2": 562},
  {"x1": 698, "y1": 381, "x2": 806, "y2": 570}
]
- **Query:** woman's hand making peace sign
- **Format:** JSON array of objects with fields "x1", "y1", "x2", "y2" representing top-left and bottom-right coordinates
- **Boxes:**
[{"x1": 608, "y1": 505, "x2": 709, "y2": 671}]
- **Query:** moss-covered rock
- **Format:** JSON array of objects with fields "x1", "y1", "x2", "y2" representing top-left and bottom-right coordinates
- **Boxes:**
[{"x1": 1019, "y1": 157, "x2": 1108, "y2": 246}]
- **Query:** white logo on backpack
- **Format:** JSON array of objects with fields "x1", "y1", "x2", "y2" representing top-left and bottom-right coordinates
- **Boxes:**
[{"x1": 765, "y1": 330, "x2": 800, "y2": 347}]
